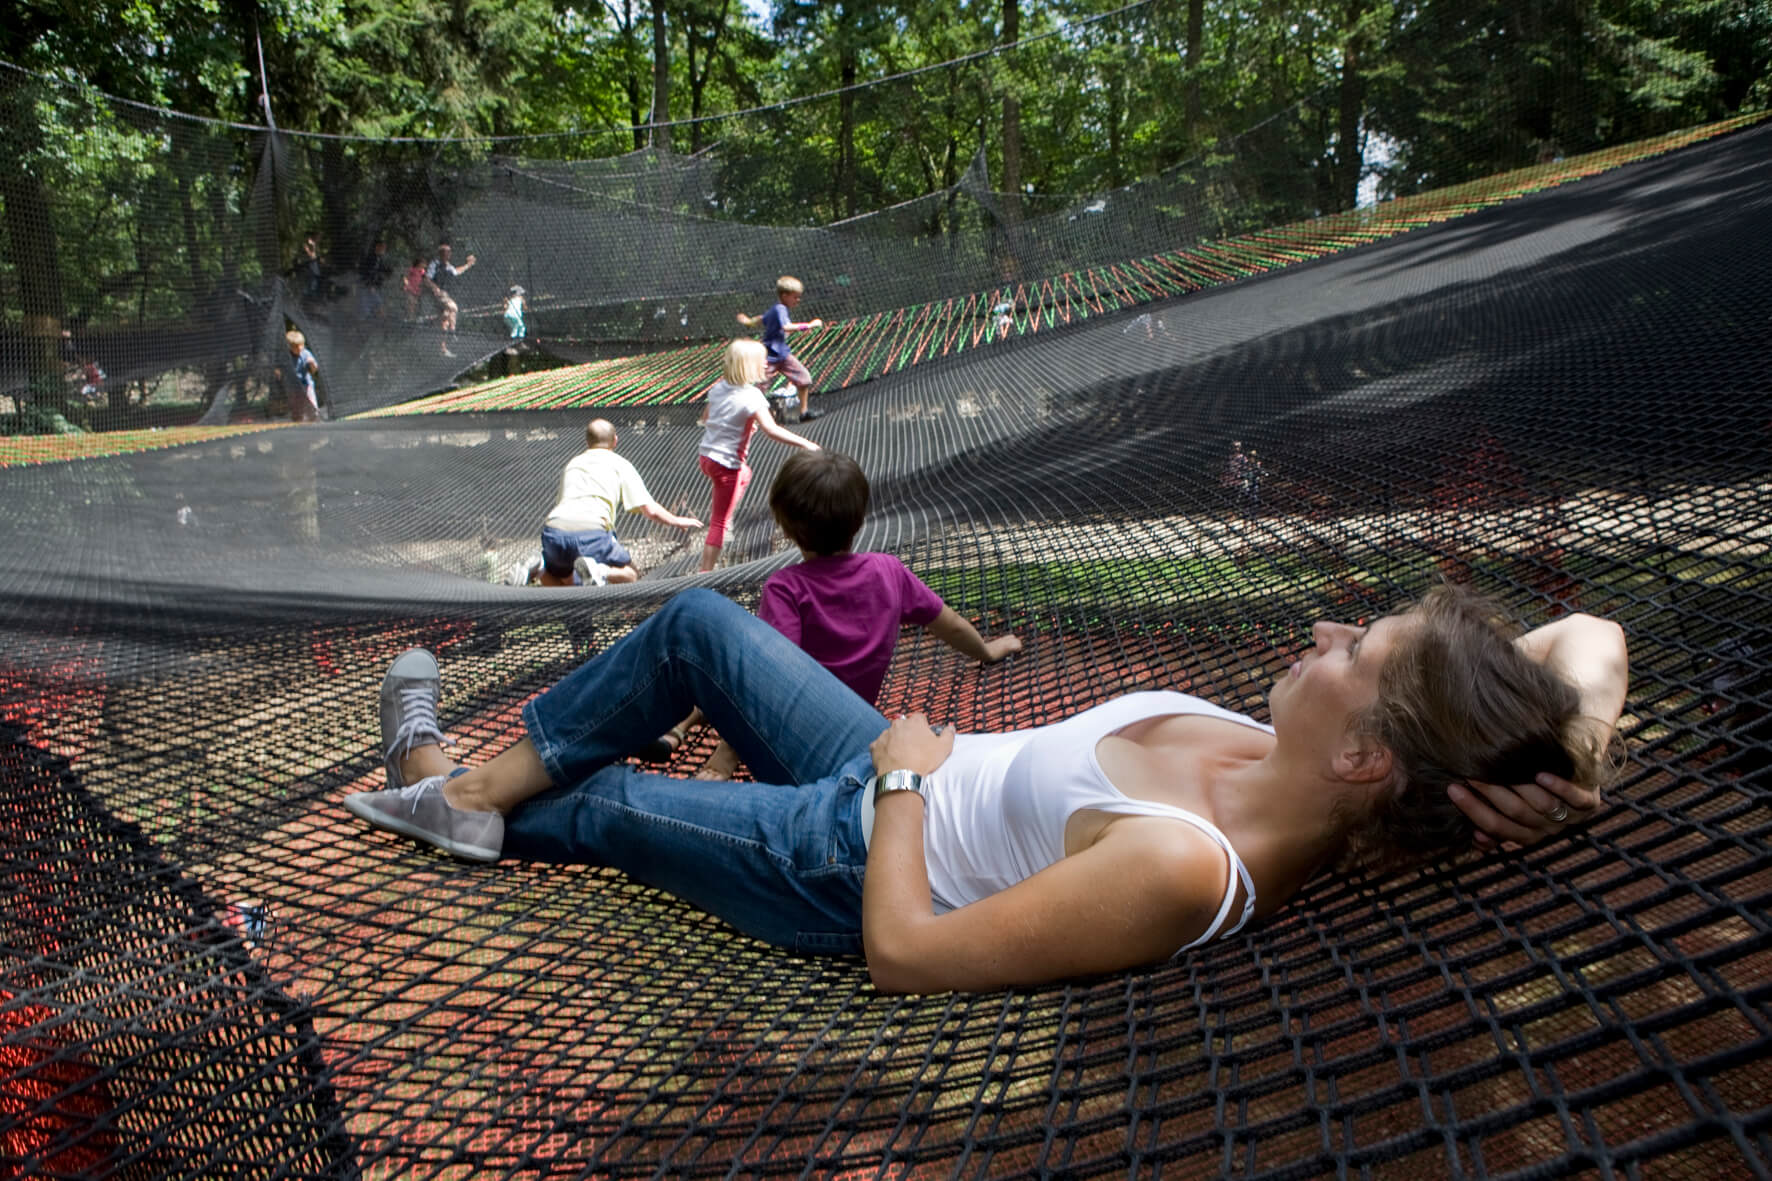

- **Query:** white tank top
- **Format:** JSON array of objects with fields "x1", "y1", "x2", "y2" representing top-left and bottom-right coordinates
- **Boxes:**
[{"x1": 869, "y1": 691, "x2": 1269, "y2": 954}]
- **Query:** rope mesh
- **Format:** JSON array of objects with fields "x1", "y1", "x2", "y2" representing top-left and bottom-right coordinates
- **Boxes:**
[{"x1": 2, "y1": 97, "x2": 1771, "y2": 1181}]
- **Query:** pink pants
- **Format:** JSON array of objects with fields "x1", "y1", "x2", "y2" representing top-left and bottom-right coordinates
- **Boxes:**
[{"x1": 700, "y1": 455, "x2": 752, "y2": 548}]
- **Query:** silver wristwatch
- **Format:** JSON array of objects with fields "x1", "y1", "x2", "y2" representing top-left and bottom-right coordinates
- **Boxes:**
[{"x1": 873, "y1": 769, "x2": 925, "y2": 800}]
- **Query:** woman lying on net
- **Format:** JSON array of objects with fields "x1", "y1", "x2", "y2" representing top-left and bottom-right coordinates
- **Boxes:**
[{"x1": 345, "y1": 584, "x2": 1627, "y2": 994}]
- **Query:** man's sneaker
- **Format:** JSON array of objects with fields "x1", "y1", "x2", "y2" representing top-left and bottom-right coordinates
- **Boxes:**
[
  {"x1": 381, "y1": 648, "x2": 444, "y2": 790},
  {"x1": 574, "y1": 556, "x2": 609, "y2": 587},
  {"x1": 344, "y1": 776, "x2": 503, "y2": 862},
  {"x1": 505, "y1": 552, "x2": 544, "y2": 586}
]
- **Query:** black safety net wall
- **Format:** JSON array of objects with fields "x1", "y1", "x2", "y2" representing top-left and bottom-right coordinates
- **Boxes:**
[
  {"x1": 2, "y1": 0, "x2": 1752, "y2": 430},
  {"x1": 2, "y1": 109, "x2": 1770, "y2": 1178}
]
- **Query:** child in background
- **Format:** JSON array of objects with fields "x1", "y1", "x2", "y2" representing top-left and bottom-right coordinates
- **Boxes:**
[
  {"x1": 275, "y1": 329, "x2": 320, "y2": 422},
  {"x1": 736, "y1": 275, "x2": 825, "y2": 422},
  {"x1": 403, "y1": 259, "x2": 425, "y2": 320},
  {"x1": 697, "y1": 338, "x2": 820, "y2": 574},
  {"x1": 504, "y1": 286, "x2": 527, "y2": 339},
  {"x1": 650, "y1": 449, "x2": 1023, "y2": 777}
]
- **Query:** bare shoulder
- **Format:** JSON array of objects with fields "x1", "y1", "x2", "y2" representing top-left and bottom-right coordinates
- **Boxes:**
[{"x1": 1090, "y1": 816, "x2": 1240, "y2": 939}]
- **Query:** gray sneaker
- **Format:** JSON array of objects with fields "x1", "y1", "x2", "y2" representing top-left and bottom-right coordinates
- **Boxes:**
[
  {"x1": 381, "y1": 647, "x2": 445, "y2": 790},
  {"x1": 344, "y1": 776, "x2": 504, "y2": 862}
]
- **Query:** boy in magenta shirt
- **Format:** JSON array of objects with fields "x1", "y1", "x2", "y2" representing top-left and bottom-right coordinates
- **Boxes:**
[{"x1": 649, "y1": 450, "x2": 1021, "y2": 777}]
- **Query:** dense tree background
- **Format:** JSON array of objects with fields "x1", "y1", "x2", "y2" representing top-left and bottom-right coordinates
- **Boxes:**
[{"x1": 1, "y1": 0, "x2": 1768, "y2": 407}]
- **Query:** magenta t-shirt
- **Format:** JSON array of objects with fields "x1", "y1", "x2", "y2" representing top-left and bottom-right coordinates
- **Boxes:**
[{"x1": 756, "y1": 552, "x2": 946, "y2": 705}]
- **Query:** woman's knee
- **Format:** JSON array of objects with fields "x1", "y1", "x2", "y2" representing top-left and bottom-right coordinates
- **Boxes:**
[{"x1": 658, "y1": 586, "x2": 743, "y2": 632}]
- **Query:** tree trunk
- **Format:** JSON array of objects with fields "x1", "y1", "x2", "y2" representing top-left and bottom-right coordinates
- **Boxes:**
[
  {"x1": 838, "y1": 42, "x2": 858, "y2": 218},
  {"x1": 1185, "y1": 0, "x2": 1203, "y2": 145},
  {"x1": 1001, "y1": 0, "x2": 1022, "y2": 224},
  {"x1": 1105, "y1": 63, "x2": 1125, "y2": 188},
  {"x1": 1336, "y1": 0, "x2": 1369, "y2": 211},
  {"x1": 621, "y1": 0, "x2": 645, "y2": 150},
  {"x1": 650, "y1": 0, "x2": 673, "y2": 152},
  {"x1": 686, "y1": 30, "x2": 702, "y2": 152},
  {"x1": 685, "y1": 0, "x2": 731, "y2": 154},
  {"x1": 0, "y1": 78, "x2": 69, "y2": 407}
]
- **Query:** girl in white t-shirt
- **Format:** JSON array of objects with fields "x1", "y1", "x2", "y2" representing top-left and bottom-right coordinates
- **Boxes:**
[{"x1": 696, "y1": 339, "x2": 820, "y2": 573}]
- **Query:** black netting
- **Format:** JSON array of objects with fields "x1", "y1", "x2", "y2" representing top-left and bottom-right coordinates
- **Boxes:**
[
  {"x1": 3, "y1": 6, "x2": 1742, "y2": 428},
  {"x1": 2, "y1": 116, "x2": 1769, "y2": 1177},
  {"x1": 4, "y1": 17, "x2": 1772, "y2": 1172}
]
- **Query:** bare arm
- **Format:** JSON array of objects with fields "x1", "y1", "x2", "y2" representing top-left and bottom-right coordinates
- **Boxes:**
[
  {"x1": 637, "y1": 501, "x2": 703, "y2": 531},
  {"x1": 1453, "y1": 613, "x2": 1629, "y2": 848},
  {"x1": 785, "y1": 318, "x2": 825, "y2": 332},
  {"x1": 751, "y1": 411, "x2": 820, "y2": 451},
  {"x1": 1514, "y1": 613, "x2": 1630, "y2": 729},
  {"x1": 924, "y1": 605, "x2": 1021, "y2": 664},
  {"x1": 735, "y1": 311, "x2": 759, "y2": 327},
  {"x1": 455, "y1": 254, "x2": 477, "y2": 274},
  {"x1": 861, "y1": 715, "x2": 1220, "y2": 994}
]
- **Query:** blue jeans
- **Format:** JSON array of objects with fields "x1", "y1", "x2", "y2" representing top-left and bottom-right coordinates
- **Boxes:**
[
  {"x1": 540, "y1": 525, "x2": 633, "y2": 578},
  {"x1": 506, "y1": 588, "x2": 887, "y2": 954}
]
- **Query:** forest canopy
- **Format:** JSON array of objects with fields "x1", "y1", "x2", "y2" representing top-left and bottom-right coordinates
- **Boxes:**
[{"x1": 0, "y1": 0, "x2": 1767, "y2": 410}]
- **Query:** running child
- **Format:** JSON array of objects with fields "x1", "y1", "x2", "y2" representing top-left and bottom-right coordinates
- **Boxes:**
[
  {"x1": 652, "y1": 450, "x2": 1023, "y2": 778},
  {"x1": 736, "y1": 275, "x2": 825, "y2": 422},
  {"x1": 504, "y1": 286, "x2": 527, "y2": 339},
  {"x1": 697, "y1": 338, "x2": 820, "y2": 574}
]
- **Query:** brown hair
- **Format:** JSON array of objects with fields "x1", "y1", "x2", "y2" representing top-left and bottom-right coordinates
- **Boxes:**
[
  {"x1": 770, "y1": 451, "x2": 869, "y2": 556},
  {"x1": 1340, "y1": 584, "x2": 1622, "y2": 872}
]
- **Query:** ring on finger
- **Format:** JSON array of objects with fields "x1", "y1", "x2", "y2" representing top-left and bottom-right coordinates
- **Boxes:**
[{"x1": 1548, "y1": 803, "x2": 1570, "y2": 823}]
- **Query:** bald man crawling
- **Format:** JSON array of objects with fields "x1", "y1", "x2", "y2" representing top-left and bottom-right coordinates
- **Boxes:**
[{"x1": 537, "y1": 419, "x2": 702, "y2": 587}]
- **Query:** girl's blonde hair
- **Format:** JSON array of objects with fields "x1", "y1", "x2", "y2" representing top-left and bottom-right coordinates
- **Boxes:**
[{"x1": 722, "y1": 338, "x2": 766, "y2": 387}]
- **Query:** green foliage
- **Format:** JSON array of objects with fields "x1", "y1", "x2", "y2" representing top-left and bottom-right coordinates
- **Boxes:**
[{"x1": 1, "y1": 0, "x2": 1766, "y2": 390}]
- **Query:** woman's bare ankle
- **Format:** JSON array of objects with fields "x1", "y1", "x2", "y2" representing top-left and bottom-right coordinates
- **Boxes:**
[
  {"x1": 401, "y1": 743, "x2": 458, "y2": 784},
  {"x1": 441, "y1": 771, "x2": 501, "y2": 815}
]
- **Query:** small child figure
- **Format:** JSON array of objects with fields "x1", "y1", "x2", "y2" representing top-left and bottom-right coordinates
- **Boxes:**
[
  {"x1": 275, "y1": 329, "x2": 320, "y2": 422},
  {"x1": 504, "y1": 285, "x2": 527, "y2": 339},
  {"x1": 651, "y1": 450, "x2": 1023, "y2": 779},
  {"x1": 697, "y1": 338, "x2": 820, "y2": 573},
  {"x1": 736, "y1": 275, "x2": 825, "y2": 421},
  {"x1": 991, "y1": 289, "x2": 1015, "y2": 338},
  {"x1": 403, "y1": 258, "x2": 426, "y2": 320}
]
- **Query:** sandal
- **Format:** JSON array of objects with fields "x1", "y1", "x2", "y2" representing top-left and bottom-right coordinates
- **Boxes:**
[{"x1": 637, "y1": 724, "x2": 689, "y2": 763}]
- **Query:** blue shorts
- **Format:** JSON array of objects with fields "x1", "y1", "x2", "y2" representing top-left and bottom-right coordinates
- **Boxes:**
[{"x1": 540, "y1": 526, "x2": 632, "y2": 578}]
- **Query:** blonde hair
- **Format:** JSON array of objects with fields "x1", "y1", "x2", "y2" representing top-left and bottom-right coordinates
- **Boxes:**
[
  {"x1": 285, "y1": 330, "x2": 305, "y2": 348},
  {"x1": 722, "y1": 338, "x2": 767, "y2": 387},
  {"x1": 775, "y1": 275, "x2": 804, "y2": 297}
]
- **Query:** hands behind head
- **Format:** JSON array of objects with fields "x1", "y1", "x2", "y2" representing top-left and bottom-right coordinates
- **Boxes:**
[
  {"x1": 1451, "y1": 772, "x2": 1602, "y2": 853},
  {"x1": 871, "y1": 712, "x2": 954, "y2": 778}
]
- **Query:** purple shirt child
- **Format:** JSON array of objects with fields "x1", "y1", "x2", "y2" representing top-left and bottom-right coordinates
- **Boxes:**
[{"x1": 756, "y1": 551, "x2": 945, "y2": 704}]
